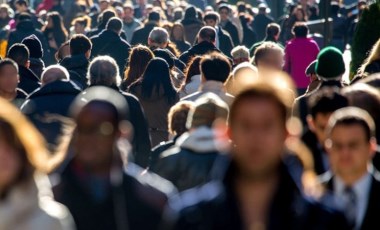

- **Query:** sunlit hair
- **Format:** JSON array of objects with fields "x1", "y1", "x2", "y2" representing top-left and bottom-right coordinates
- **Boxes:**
[
  {"x1": 0, "y1": 97, "x2": 66, "y2": 174},
  {"x1": 123, "y1": 45, "x2": 154, "y2": 87},
  {"x1": 358, "y1": 38, "x2": 380, "y2": 75},
  {"x1": 168, "y1": 101, "x2": 194, "y2": 136},
  {"x1": 180, "y1": 55, "x2": 202, "y2": 91}
]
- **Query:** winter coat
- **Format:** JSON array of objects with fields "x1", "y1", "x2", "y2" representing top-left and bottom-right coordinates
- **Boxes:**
[
  {"x1": 128, "y1": 82, "x2": 179, "y2": 147},
  {"x1": 181, "y1": 19, "x2": 204, "y2": 45},
  {"x1": 173, "y1": 40, "x2": 191, "y2": 54},
  {"x1": 216, "y1": 27, "x2": 234, "y2": 58},
  {"x1": 91, "y1": 30, "x2": 131, "y2": 75},
  {"x1": 221, "y1": 20, "x2": 240, "y2": 46},
  {"x1": 60, "y1": 54, "x2": 89, "y2": 89},
  {"x1": 29, "y1": 57, "x2": 45, "y2": 79},
  {"x1": 53, "y1": 161, "x2": 176, "y2": 230},
  {"x1": 18, "y1": 65, "x2": 41, "y2": 94},
  {"x1": 130, "y1": 22, "x2": 157, "y2": 46},
  {"x1": 21, "y1": 80, "x2": 81, "y2": 148},
  {"x1": 12, "y1": 88, "x2": 28, "y2": 108},
  {"x1": 179, "y1": 41, "x2": 221, "y2": 66},
  {"x1": 153, "y1": 127, "x2": 228, "y2": 191},
  {"x1": 0, "y1": 172, "x2": 75, "y2": 230}
]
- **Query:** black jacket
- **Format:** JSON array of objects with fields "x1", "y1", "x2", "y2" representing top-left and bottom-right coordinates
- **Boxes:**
[
  {"x1": 18, "y1": 65, "x2": 41, "y2": 94},
  {"x1": 173, "y1": 40, "x2": 191, "y2": 54},
  {"x1": 60, "y1": 54, "x2": 89, "y2": 89},
  {"x1": 29, "y1": 57, "x2": 45, "y2": 79},
  {"x1": 166, "y1": 158, "x2": 350, "y2": 230},
  {"x1": 179, "y1": 41, "x2": 222, "y2": 65},
  {"x1": 21, "y1": 80, "x2": 81, "y2": 147},
  {"x1": 302, "y1": 129, "x2": 329, "y2": 175},
  {"x1": 221, "y1": 20, "x2": 240, "y2": 46},
  {"x1": 130, "y1": 22, "x2": 157, "y2": 46},
  {"x1": 91, "y1": 30, "x2": 131, "y2": 76},
  {"x1": 217, "y1": 27, "x2": 234, "y2": 58},
  {"x1": 53, "y1": 161, "x2": 176, "y2": 230}
]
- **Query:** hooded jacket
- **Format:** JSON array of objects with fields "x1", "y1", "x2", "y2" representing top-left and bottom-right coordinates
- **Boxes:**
[{"x1": 18, "y1": 65, "x2": 41, "y2": 94}]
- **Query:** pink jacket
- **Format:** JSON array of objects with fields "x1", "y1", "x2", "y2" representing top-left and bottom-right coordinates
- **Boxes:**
[{"x1": 284, "y1": 37, "x2": 320, "y2": 89}]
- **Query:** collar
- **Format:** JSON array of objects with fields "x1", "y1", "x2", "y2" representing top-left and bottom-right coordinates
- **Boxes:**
[{"x1": 333, "y1": 170, "x2": 372, "y2": 201}]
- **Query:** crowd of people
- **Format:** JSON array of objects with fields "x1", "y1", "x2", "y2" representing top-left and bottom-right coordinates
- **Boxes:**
[{"x1": 0, "y1": 0, "x2": 380, "y2": 229}]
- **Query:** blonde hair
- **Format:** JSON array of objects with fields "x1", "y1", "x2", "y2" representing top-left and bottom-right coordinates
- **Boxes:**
[{"x1": 358, "y1": 38, "x2": 380, "y2": 75}]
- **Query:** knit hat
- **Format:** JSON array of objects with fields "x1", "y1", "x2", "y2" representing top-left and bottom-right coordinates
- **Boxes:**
[
  {"x1": 315, "y1": 46, "x2": 345, "y2": 80},
  {"x1": 22, "y1": 35, "x2": 43, "y2": 59},
  {"x1": 186, "y1": 92, "x2": 229, "y2": 129}
]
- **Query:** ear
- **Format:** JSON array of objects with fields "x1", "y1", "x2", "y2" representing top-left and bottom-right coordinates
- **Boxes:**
[
  {"x1": 369, "y1": 137, "x2": 378, "y2": 158},
  {"x1": 25, "y1": 60, "x2": 30, "y2": 68},
  {"x1": 306, "y1": 114, "x2": 316, "y2": 132},
  {"x1": 85, "y1": 50, "x2": 91, "y2": 59}
]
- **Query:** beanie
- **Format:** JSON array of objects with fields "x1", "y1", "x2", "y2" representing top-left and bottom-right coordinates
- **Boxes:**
[
  {"x1": 315, "y1": 46, "x2": 345, "y2": 80},
  {"x1": 22, "y1": 34, "x2": 43, "y2": 59},
  {"x1": 186, "y1": 92, "x2": 229, "y2": 129}
]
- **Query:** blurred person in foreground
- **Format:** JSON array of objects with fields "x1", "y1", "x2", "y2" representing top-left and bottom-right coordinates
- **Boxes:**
[
  {"x1": 0, "y1": 96, "x2": 74, "y2": 230},
  {"x1": 163, "y1": 72, "x2": 350, "y2": 230},
  {"x1": 0, "y1": 58, "x2": 27, "y2": 107},
  {"x1": 53, "y1": 86, "x2": 176, "y2": 230}
]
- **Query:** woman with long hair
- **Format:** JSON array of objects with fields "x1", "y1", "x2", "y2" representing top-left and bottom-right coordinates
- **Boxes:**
[
  {"x1": 179, "y1": 55, "x2": 202, "y2": 98},
  {"x1": 358, "y1": 38, "x2": 380, "y2": 76},
  {"x1": 120, "y1": 45, "x2": 154, "y2": 91},
  {"x1": 0, "y1": 97, "x2": 74, "y2": 229},
  {"x1": 128, "y1": 57, "x2": 179, "y2": 146},
  {"x1": 42, "y1": 11, "x2": 68, "y2": 64},
  {"x1": 170, "y1": 22, "x2": 191, "y2": 53}
]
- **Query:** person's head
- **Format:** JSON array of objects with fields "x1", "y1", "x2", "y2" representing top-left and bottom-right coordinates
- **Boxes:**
[
  {"x1": 170, "y1": 22, "x2": 186, "y2": 42},
  {"x1": 55, "y1": 41, "x2": 70, "y2": 62},
  {"x1": 266, "y1": 23, "x2": 281, "y2": 41},
  {"x1": 168, "y1": 101, "x2": 194, "y2": 137},
  {"x1": 41, "y1": 65, "x2": 69, "y2": 86},
  {"x1": 325, "y1": 107, "x2": 377, "y2": 184},
  {"x1": 258, "y1": 3, "x2": 268, "y2": 14},
  {"x1": 7, "y1": 43, "x2": 29, "y2": 68},
  {"x1": 203, "y1": 12, "x2": 219, "y2": 28},
  {"x1": 99, "y1": 0, "x2": 110, "y2": 12},
  {"x1": 0, "y1": 97, "x2": 60, "y2": 196},
  {"x1": 231, "y1": 45, "x2": 250, "y2": 66},
  {"x1": 45, "y1": 11, "x2": 64, "y2": 30},
  {"x1": 140, "y1": 57, "x2": 177, "y2": 103},
  {"x1": 98, "y1": 9, "x2": 116, "y2": 28},
  {"x1": 106, "y1": 17, "x2": 123, "y2": 35},
  {"x1": 88, "y1": 56, "x2": 120, "y2": 87},
  {"x1": 309, "y1": 4, "x2": 319, "y2": 17},
  {"x1": 0, "y1": 59, "x2": 19, "y2": 95},
  {"x1": 148, "y1": 27, "x2": 169, "y2": 48},
  {"x1": 200, "y1": 52, "x2": 231, "y2": 83},
  {"x1": 72, "y1": 16, "x2": 91, "y2": 34},
  {"x1": 153, "y1": 48, "x2": 174, "y2": 69},
  {"x1": 148, "y1": 10, "x2": 160, "y2": 23},
  {"x1": 14, "y1": 0, "x2": 28, "y2": 12},
  {"x1": 226, "y1": 62, "x2": 258, "y2": 96},
  {"x1": 306, "y1": 87, "x2": 349, "y2": 145},
  {"x1": 292, "y1": 22, "x2": 309, "y2": 38},
  {"x1": 69, "y1": 34, "x2": 92, "y2": 58},
  {"x1": 70, "y1": 86, "x2": 129, "y2": 172},
  {"x1": 330, "y1": 1, "x2": 340, "y2": 16},
  {"x1": 21, "y1": 34, "x2": 43, "y2": 59},
  {"x1": 182, "y1": 55, "x2": 202, "y2": 88},
  {"x1": 218, "y1": 4, "x2": 231, "y2": 22},
  {"x1": 358, "y1": 38, "x2": 380, "y2": 76},
  {"x1": 293, "y1": 5, "x2": 306, "y2": 21},
  {"x1": 0, "y1": 4, "x2": 12, "y2": 20},
  {"x1": 123, "y1": 3, "x2": 134, "y2": 21},
  {"x1": 124, "y1": 45, "x2": 154, "y2": 86},
  {"x1": 253, "y1": 42, "x2": 284, "y2": 71},
  {"x1": 228, "y1": 79, "x2": 293, "y2": 180},
  {"x1": 315, "y1": 46, "x2": 345, "y2": 81},
  {"x1": 197, "y1": 26, "x2": 216, "y2": 44}
]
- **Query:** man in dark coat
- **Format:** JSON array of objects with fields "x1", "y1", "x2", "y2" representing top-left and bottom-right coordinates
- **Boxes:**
[
  {"x1": 87, "y1": 55, "x2": 152, "y2": 168},
  {"x1": 163, "y1": 81, "x2": 350, "y2": 230},
  {"x1": 53, "y1": 86, "x2": 176, "y2": 230},
  {"x1": 180, "y1": 6, "x2": 204, "y2": 45},
  {"x1": 130, "y1": 11, "x2": 160, "y2": 46},
  {"x1": 21, "y1": 65, "x2": 81, "y2": 149},
  {"x1": 319, "y1": 107, "x2": 380, "y2": 230},
  {"x1": 218, "y1": 4, "x2": 240, "y2": 46},
  {"x1": 179, "y1": 26, "x2": 222, "y2": 66},
  {"x1": 250, "y1": 3, "x2": 274, "y2": 41},
  {"x1": 7, "y1": 13, "x2": 49, "y2": 62},
  {"x1": 7, "y1": 43, "x2": 40, "y2": 94},
  {"x1": 60, "y1": 34, "x2": 92, "y2": 89},
  {"x1": 91, "y1": 17, "x2": 131, "y2": 77},
  {"x1": 21, "y1": 34, "x2": 45, "y2": 79}
]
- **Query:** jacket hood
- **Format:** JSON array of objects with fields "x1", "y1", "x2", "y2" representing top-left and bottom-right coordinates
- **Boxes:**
[
  {"x1": 28, "y1": 80, "x2": 81, "y2": 99},
  {"x1": 177, "y1": 126, "x2": 230, "y2": 153},
  {"x1": 16, "y1": 20, "x2": 35, "y2": 31},
  {"x1": 60, "y1": 54, "x2": 89, "y2": 69}
]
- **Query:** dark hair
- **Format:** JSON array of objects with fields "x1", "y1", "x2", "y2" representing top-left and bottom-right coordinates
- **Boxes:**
[
  {"x1": 331, "y1": 2, "x2": 340, "y2": 16},
  {"x1": 203, "y1": 11, "x2": 219, "y2": 22},
  {"x1": 17, "y1": 12, "x2": 31, "y2": 21},
  {"x1": 98, "y1": 9, "x2": 116, "y2": 28},
  {"x1": 42, "y1": 12, "x2": 68, "y2": 49},
  {"x1": 292, "y1": 22, "x2": 308, "y2": 38},
  {"x1": 266, "y1": 23, "x2": 281, "y2": 39},
  {"x1": 200, "y1": 52, "x2": 231, "y2": 83},
  {"x1": 307, "y1": 87, "x2": 348, "y2": 118},
  {"x1": 106, "y1": 17, "x2": 123, "y2": 32},
  {"x1": 15, "y1": 0, "x2": 28, "y2": 6},
  {"x1": 182, "y1": 56, "x2": 201, "y2": 88},
  {"x1": 70, "y1": 34, "x2": 92, "y2": 55},
  {"x1": 170, "y1": 22, "x2": 186, "y2": 42},
  {"x1": 218, "y1": 4, "x2": 231, "y2": 13},
  {"x1": 0, "y1": 58, "x2": 18, "y2": 73},
  {"x1": 124, "y1": 45, "x2": 154, "y2": 87},
  {"x1": 7, "y1": 43, "x2": 29, "y2": 66},
  {"x1": 55, "y1": 40, "x2": 70, "y2": 62},
  {"x1": 140, "y1": 58, "x2": 177, "y2": 104},
  {"x1": 237, "y1": 1, "x2": 246, "y2": 13},
  {"x1": 198, "y1": 26, "x2": 216, "y2": 43}
]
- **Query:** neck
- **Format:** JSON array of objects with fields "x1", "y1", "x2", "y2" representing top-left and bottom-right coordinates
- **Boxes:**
[
  {"x1": 338, "y1": 169, "x2": 368, "y2": 187},
  {"x1": 0, "y1": 90, "x2": 17, "y2": 101}
]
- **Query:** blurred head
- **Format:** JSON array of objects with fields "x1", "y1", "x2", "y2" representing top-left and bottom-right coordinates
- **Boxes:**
[
  {"x1": 231, "y1": 45, "x2": 250, "y2": 66},
  {"x1": 106, "y1": 17, "x2": 123, "y2": 35},
  {"x1": 203, "y1": 12, "x2": 219, "y2": 28},
  {"x1": 227, "y1": 62, "x2": 258, "y2": 96},
  {"x1": 200, "y1": 52, "x2": 231, "y2": 83},
  {"x1": 325, "y1": 107, "x2": 377, "y2": 184},
  {"x1": 88, "y1": 56, "x2": 121, "y2": 87},
  {"x1": 7, "y1": 43, "x2": 29, "y2": 68},
  {"x1": 253, "y1": 42, "x2": 284, "y2": 71},
  {"x1": 266, "y1": 23, "x2": 281, "y2": 41},
  {"x1": 197, "y1": 26, "x2": 216, "y2": 44},
  {"x1": 124, "y1": 45, "x2": 154, "y2": 86},
  {"x1": 168, "y1": 101, "x2": 194, "y2": 137},
  {"x1": 72, "y1": 16, "x2": 91, "y2": 34},
  {"x1": 218, "y1": 4, "x2": 231, "y2": 22},
  {"x1": 55, "y1": 41, "x2": 70, "y2": 62},
  {"x1": 170, "y1": 22, "x2": 186, "y2": 42},
  {"x1": 69, "y1": 34, "x2": 92, "y2": 58},
  {"x1": 70, "y1": 86, "x2": 128, "y2": 171},
  {"x1": 0, "y1": 4, "x2": 12, "y2": 20},
  {"x1": 292, "y1": 22, "x2": 309, "y2": 38},
  {"x1": 41, "y1": 65, "x2": 69, "y2": 86},
  {"x1": 123, "y1": 3, "x2": 134, "y2": 20},
  {"x1": 148, "y1": 27, "x2": 169, "y2": 48},
  {"x1": 14, "y1": 0, "x2": 28, "y2": 13},
  {"x1": 0, "y1": 59, "x2": 19, "y2": 96},
  {"x1": 46, "y1": 11, "x2": 64, "y2": 29},
  {"x1": 182, "y1": 56, "x2": 202, "y2": 88},
  {"x1": 306, "y1": 87, "x2": 349, "y2": 145}
]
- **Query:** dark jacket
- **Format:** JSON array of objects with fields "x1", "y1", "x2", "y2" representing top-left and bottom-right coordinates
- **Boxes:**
[
  {"x1": 221, "y1": 20, "x2": 240, "y2": 46},
  {"x1": 18, "y1": 65, "x2": 41, "y2": 94},
  {"x1": 20, "y1": 80, "x2": 81, "y2": 147},
  {"x1": 320, "y1": 170, "x2": 380, "y2": 230},
  {"x1": 179, "y1": 41, "x2": 221, "y2": 65},
  {"x1": 7, "y1": 20, "x2": 49, "y2": 61},
  {"x1": 53, "y1": 161, "x2": 176, "y2": 230},
  {"x1": 29, "y1": 57, "x2": 45, "y2": 79},
  {"x1": 251, "y1": 13, "x2": 274, "y2": 41},
  {"x1": 91, "y1": 30, "x2": 131, "y2": 76},
  {"x1": 12, "y1": 88, "x2": 28, "y2": 108},
  {"x1": 152, "y1": 127, "x2": 222, "y2": 192},
  {"x1": 180, "y1": 19, "x2": 204, "y2": 45},
  {"x1": 166, "y1": 158, "x2": 350, "y2": 230},
  {"x1": 150, "y1": 136, "x2": 178, "y2": 169},
  {"x1": 130, "y1": 22, "x2": 157, "y2": 46},
  {"x1": 301, "y1": 129, "x2": 329, "y2": 175},
  {"x1": 240, "y1": 15, "x2": 257, "y2": 49},
  {"x1": 60, "y1": 54, "x2": 89, "y2": 89},
  {"x1": 173, "y1": 40, "x2": 191, "y2": 53},
  {"x1": 217, "y1": 27, "x2": 234, "y2": 58}
]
